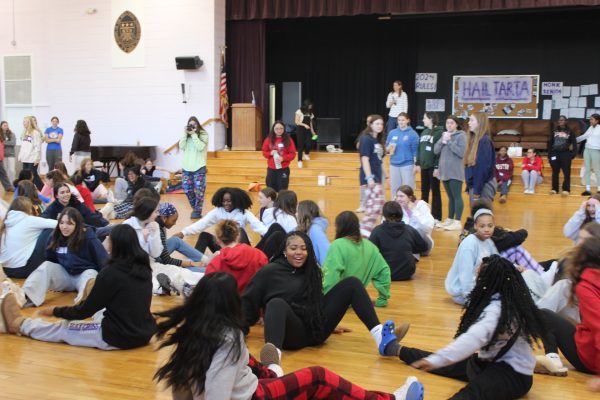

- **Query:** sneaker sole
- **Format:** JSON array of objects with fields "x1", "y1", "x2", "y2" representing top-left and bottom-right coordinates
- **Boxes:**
[
  {"x1": 534, "y1": 364, "x2": 568, "y2": 377},
  {"x1": 260, "y1": 343, "x2": 281, "y2": 366},
  {"x1": 406, "y1": 381, "x2": 424, "y2": 400}
]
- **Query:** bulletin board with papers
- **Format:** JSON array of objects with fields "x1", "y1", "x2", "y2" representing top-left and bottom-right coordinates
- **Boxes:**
[{"x1": 452, "y1": 75, "x2": 540, "y2": 119}]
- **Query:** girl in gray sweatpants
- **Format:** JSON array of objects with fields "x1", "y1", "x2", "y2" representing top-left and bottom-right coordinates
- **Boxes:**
[
  {"x1": 1, "y1": 224, "x2": 156, "y2": 350},
  {"x1": 21, "y1": 207, "x2": 108, "y2": 307}
]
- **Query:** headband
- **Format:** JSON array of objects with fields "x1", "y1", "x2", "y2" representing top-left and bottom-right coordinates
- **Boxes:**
[
  {"x1": 474, "y1": 208, "x2": 494, "y2": 220},
  {"x1": 159, "y1": 202, "x2": 177, "y2": 217}
]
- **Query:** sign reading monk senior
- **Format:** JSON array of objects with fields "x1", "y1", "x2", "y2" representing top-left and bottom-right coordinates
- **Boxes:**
[{"x1": 457, "y1": 76, "x2": 533, "y2": 103}]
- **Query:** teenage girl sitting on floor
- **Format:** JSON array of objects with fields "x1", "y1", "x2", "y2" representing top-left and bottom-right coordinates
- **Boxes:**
[{"x1": 155, "y1": 272, "x2": 424, "y2": 400}]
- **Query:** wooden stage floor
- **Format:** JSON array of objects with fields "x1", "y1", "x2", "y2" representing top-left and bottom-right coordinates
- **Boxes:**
[{"x1": 0, "y1": 185, "x2": 591, "y2": 399}]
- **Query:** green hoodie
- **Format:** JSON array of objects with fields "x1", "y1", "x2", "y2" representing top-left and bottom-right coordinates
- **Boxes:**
[
  {"x1": 416, "y1": 126, "x2": 443, "y2": 169},
  {"x1": 322, "y1": 237, "x2": 391, "y2": 307},
  {"x1": 179, "y1": 130, "x2": 209, "y2": 172}
]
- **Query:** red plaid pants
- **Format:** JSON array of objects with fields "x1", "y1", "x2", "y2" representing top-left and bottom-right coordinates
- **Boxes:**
[{"x1": 249, "y1": 354, "x2": 394, "y2": 400}]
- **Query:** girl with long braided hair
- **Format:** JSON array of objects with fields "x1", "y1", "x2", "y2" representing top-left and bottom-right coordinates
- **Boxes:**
[
  {"x1": 241, "y1": 231, "x2": 404, "y2": 357},
  {"x1": 386, "y1": 255, "x2": 546, "y2": 400}
]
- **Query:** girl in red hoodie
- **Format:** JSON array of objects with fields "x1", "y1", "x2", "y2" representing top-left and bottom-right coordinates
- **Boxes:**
[
  {"x1": 520, "y1": 148, "x2": 543, "y2": 194},
  {"x1": 262, "y1": 121, "x2": 296, "y2": 192},
  {"x1": 205, "y1": 219, "x2": 268, "y2": 294},
  {"x1": 537, "y1": 236, "x2": 600, "y2": 392}
]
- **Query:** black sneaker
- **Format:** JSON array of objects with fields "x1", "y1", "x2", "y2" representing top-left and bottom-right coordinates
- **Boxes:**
[
  {"x1": 582, "y1": 190, "x2": 592, "y2": 196},
  {"x1": 156, "y1": 273, "x2": 180, "y2": 296}
]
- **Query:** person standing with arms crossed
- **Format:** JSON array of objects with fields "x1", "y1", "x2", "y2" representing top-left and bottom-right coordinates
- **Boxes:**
[{"x1": 44, "y1": 116, "x2": 63, "y2": 171}]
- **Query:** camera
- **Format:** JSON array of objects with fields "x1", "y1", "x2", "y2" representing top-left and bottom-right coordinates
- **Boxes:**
[{"x1": 187, "y1": 125, "x2": 196, "y2": 132}]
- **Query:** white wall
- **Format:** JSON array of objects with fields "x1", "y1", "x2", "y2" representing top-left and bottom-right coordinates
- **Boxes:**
[{"x1": 0, "y1": 0, "x2": 226, "y2": 173}]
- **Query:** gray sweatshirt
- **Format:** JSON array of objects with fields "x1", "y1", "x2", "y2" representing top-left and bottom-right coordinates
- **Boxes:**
[
  {"x1": 425, "y1": 298, "x2": 536, "y2": 376},
  {"x1": 3, "y1": 133, "x2": 16, "y2": 157},
  {"x1": 563, "y1": 208, "x2": 600, "y2": 242},
  {"x1": 172, "y1": 331, "x2": 258, "y2": 400},
  {"x1": 434, "y1": 130, "x2": 466, "y2": 182}
]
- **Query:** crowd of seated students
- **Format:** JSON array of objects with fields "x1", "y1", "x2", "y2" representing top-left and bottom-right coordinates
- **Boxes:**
[{"x1": 0, "y1": 113, "x2": 599, "y2": 400}]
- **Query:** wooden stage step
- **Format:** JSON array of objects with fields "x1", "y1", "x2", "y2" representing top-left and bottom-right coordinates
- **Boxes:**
[{"x1": 206, "y1": 151, "x2": 589, "y2": 193}]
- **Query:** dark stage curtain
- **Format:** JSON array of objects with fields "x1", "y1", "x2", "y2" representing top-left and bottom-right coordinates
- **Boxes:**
[
  {"x1": 266, "y1": 17, "x2": 420, "y2": 148},
  {"x1": 226, "y1": 20, "x2": 266, "y2": 144},
  {"x1": 227, "y1": 0, "x2": 600, "y2": 20}
]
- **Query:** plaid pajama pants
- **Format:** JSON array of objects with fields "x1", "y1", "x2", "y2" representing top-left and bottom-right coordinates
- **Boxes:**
[
  {"x1": 359, "y1": 183, "x2": 384, "y2": 238},
  {"x1": 501, "y1": 245, "x2": 544, "y2": 274},
  {"x1": 249, "y1": 355, "x2": 394, "y2": 400}
]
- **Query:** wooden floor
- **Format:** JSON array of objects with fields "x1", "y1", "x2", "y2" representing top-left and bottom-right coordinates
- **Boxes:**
[{"x1": 0, "y1": 165, "x2": 592, "y2": 399}]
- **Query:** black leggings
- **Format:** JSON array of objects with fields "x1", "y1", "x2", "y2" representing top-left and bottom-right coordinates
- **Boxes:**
[
  {"x1": 539, "y1": 308, "x2": 594, "y2": 373},
  {"x1": 255, "y1": 223, "x2": 287, "y2": 261},
  {"x1": 4, "y1": 228, "x2": 53, "y2": 279},
  {"x1": 399, "y1": 347, "x2": 532, "y2": 400},
  {"x1": 296, "y1": 127, "x2": 311, "y2": 161},
  {"x1": 421, "y1": 167, "x2": 442, "y2": 221},
  {"x1": 22, "y1": 162, "x2": 43, "y2": 190},
  {"x1": 263, "y1": 277, "x2": 380, "y2": 350},
  {"x1": 549, "y1": 151, "x2": 572, "y2": 192},
  {"x1": 195, "y1": 229, "x2": 251, "y2": 253}
]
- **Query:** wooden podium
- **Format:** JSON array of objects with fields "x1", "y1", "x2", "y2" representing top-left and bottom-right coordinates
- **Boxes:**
[{"x1": 231, "y1": 103, "x2": 263, "y2": 150}]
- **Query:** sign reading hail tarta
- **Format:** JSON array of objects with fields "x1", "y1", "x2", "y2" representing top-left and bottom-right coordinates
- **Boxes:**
[{"x1": 114, "y1": 11, "x2": 141, "y2": 53}]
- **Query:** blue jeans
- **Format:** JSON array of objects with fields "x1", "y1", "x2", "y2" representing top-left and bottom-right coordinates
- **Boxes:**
[
  {"x1": 386, "y1": 116, "x2": 398, "y2": 133},
  {"x1": 499, "y1": 180, "x2": 511, "y2": 196},
  {"x1": 166, "y1": 236, "x2": 203, "y2": 262}
]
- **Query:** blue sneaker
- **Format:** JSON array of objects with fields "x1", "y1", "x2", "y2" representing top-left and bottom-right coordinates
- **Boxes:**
[
  {"x1": 190, "y1": 211, "x2": 202, "y2": 219},
  {"x1": 378, "y1": 320, "x2": 398, "y2": 356},
  {"x1": 394, "y1": 376, "x2": 424, "y2": 400}
]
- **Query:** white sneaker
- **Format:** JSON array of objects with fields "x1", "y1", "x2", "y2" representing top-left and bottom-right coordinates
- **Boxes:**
[
  {"x1": 100, "y1": 202, "x2": 115, "y2": 220},
  {"x1": 435, "y1": 218, "x2": 452, "y2": 229},
  {"x1": 355, "y1": 206, "x2": 365, "y2": 213},
  {"x1": 107, "y1": 189, "x2": 115, "y2": 203},
  {"x1": 297, "y1": 161, "x2": 303, "y2": 168},
  {"x1": 534, "y1": 353, "x2": 568, "y2": 376},
  {"x1": 303, "y1": 154, "x2": 310, "y2": 161},
  {"x1": 1, "y1": 279, "x2": 26, "y2": 307},
  {"x1": 393, "y1": 376, "x2": 424, "y2": 400},
  {"x1": 444, "y1": 220, "x2": 463, "y2": 231}
]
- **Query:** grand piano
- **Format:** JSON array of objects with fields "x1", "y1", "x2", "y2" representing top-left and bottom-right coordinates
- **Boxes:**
[{"x1": 91, "y1": 145, "x2": 157, "y2": 176}]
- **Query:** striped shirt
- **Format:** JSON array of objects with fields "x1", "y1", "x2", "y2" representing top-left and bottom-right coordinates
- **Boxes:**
[
  {"x1": 156, "y1": 219, "x2": 182, "y2": 267},
  {"x1": 386, "y1": 91, "x2": 408, "y2": 117}
]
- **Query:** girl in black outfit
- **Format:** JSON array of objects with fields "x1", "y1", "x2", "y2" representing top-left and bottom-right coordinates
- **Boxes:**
[
  {"x1": 242, "y1": 231, "x2": 402, "y2": 355},
  {"x1": 294, "y1": 99, "x2": 316, "y2": 166},
  {"x1": 548, "y1": 115, "x2": 578, "y2": 196},
  {"x1": 70, "y1": 120, "x2": 92, "y2": 167},
  {"x1": 0, "y1": 224, "x2": 156, "y2": 350}
]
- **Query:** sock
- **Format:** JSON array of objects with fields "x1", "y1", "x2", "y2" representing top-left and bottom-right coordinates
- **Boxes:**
[
  {"x1": 370, "y1": 324, "x2": 382, "y2": 347},
  {"x1": 586, "y1": 185, "x2": 591, "y2": 191},
  {"x1": 200, "y1": 254, "x2": 210, "y2": 265},
  {"x1": 384, "y1": 341, "x2": 401, "y2": 357},
  {"x1": 267, "y1": 364, "x2": 284, "y2": 377}
]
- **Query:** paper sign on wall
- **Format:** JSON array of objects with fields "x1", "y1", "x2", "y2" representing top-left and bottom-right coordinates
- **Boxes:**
[
  {"x1": 541, "y1": 82, "x2": 563, "y2": 96},
  {"x1": 425, "y1": 99, "x2": 445, "y2": 112},
  {"x1": 457, "y1": 76, "x2": 533, "y2": 103},
  {"x1": 415, "y1": 73, "x2": 437, "y2": 93}
]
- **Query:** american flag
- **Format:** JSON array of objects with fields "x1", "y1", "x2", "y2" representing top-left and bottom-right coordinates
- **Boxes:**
[{"x1": 219, "y1": 49, "x2": 229, "y2": 128}]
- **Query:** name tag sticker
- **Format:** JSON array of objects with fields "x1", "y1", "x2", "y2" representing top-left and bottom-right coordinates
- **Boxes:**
[
  {"x1": 425, "y1": 146, "x2": 432, "y2": 151},
  {"x1": 551, "y1": 156, "x2": 557, "y2": 160}
]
